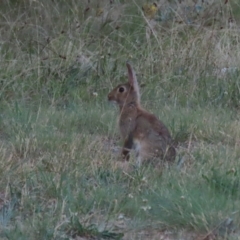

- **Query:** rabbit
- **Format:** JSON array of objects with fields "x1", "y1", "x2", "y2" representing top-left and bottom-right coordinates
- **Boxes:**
[{"x1": 108, "y1": 62, "x2": 176, "y2": 167}]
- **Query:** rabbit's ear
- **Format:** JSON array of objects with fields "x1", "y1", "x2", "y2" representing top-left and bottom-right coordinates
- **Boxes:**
[{"x1": 126, "y1": 62, "x2": 140, "y2": 101}]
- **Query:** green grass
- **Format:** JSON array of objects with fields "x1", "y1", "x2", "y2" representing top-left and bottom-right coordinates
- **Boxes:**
[{"x1": 0, "y1": 0, "x2": 240, "y2": 239}]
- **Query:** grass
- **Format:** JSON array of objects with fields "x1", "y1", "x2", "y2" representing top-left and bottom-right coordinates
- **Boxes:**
[{"x1": 0, "y1": 0, "x2": 240, "y2": 239}]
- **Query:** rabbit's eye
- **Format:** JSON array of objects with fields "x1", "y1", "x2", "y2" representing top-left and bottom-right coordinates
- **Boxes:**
[{"x1": 119, "y1": 87, "x2": 125, "y2": 93}]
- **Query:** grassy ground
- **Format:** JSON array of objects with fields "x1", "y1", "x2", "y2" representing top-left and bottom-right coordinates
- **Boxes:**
[{"x1": 0, "y1": 0, "x2": 240, "y2": 239}]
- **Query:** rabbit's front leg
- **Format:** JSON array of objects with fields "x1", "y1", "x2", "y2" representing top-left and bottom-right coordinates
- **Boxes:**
[{"x1": 121, "y1": 134, "x2": 133, "y2": 161}]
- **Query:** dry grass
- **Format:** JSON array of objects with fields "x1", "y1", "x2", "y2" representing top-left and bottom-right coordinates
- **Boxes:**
[{"x1": 0, "y1": 0, "x2": 240, "y2": 239}]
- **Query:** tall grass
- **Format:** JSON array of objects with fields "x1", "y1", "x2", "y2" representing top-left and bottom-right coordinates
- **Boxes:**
[{"x1": 0, "y1": 0, "x2": 240, "y2": 239}]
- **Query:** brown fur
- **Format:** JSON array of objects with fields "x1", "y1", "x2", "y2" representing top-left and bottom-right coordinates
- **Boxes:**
[{"x1": 108, "y1": 63, "x2": 176, "y2": 167}]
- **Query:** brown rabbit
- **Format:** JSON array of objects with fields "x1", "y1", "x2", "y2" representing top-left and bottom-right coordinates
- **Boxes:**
[{"x1": 108, "y1": 62, "x2": 176, "y2": 167}]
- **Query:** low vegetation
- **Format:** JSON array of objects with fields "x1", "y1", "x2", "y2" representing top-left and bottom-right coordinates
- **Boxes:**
[{"x1": 0, "y1": 0, "x2": 240, "y2": 239}]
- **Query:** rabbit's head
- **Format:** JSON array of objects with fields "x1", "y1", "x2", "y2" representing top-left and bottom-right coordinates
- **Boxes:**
[{"x1": 108, "y1": 63, "x2": 140, "y2": 107}]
